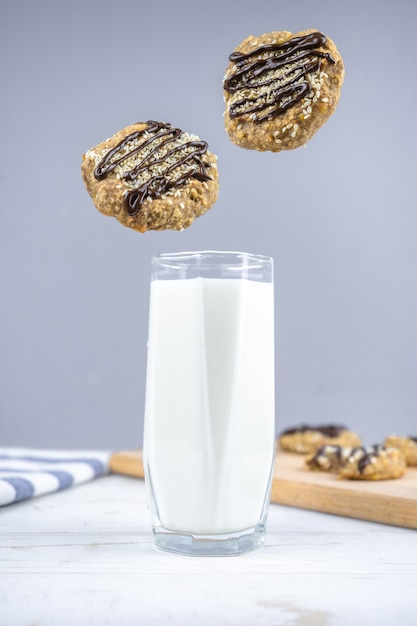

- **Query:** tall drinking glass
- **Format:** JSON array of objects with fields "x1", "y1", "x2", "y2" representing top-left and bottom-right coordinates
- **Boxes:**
[{"x1": 143, "y1": 251, "x2": 275, "y2": 556}]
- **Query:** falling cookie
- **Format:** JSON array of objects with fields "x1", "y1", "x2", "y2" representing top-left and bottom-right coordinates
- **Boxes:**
[
  {"x1": 81, "y1": 120, "x2": 219, "y2": 232},
  {"x1": 223, "y1": 29, "x2": 345, "y2": 152}
]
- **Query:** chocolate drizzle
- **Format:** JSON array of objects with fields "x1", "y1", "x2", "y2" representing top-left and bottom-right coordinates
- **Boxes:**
[
  {"x1": 94, "y1": 121, "x2": 212, "y2": 215},
  {"x1": 353, "y1": 445, "x2": 384, "y2": 474},
  {"x1": 311, "y1": 444, "x2": 343, "y2": 463},
  {"x1": 224, "y1": 31, "x2": 335, "y2": 123},
  {"x1": 282, "y1": 424, "x2": 346, "y2": 438}
]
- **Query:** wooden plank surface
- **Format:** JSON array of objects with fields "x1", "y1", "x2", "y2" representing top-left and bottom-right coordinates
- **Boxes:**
[
  {"x1": 3, "y1": 474, "x2": 417, "y2": 626},
  {"x1": 109, "y1": 449, "x2": 417, "y2": 530}
]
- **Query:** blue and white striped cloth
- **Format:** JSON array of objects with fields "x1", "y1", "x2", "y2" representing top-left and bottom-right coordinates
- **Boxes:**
[{"x1": 0, "y1": 447, "x2": 111, "y2": 506}]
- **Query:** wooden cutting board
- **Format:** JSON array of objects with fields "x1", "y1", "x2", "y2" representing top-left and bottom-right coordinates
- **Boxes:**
[{"x1": 110, "y1": 449, "x2": 417, "y2": 530}]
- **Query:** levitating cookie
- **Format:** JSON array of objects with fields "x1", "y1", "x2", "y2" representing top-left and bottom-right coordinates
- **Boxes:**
[
  {"x1": 384, "y1": 435, "x2": 417, "y2": 466},
  {"x1": 81, "y1": 120, "x2": 219, "y2": 232},
  {"x1": 340, "y1": 445, "x2": 406, "y2": 481},
  {"x1": 223, "y1": 29, "x2": 344, "y2": 152},
  {"x1": 278, "y1": 424, "x2": 361, "y2": 455}
]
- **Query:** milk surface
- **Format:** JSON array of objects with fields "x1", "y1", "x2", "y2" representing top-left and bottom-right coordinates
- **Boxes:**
[{"x1": 144, "y1": 277, "x2": 275, "y2": 535}]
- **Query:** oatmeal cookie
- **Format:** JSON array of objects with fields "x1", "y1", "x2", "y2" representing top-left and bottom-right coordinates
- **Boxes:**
[
  {"x1": 223, "y1": 29, "x2": 344, "y2": 152},
  {"x1": 305, "y1": 444, "x2": 353, "y2": 473},
  {"x1": 340, "y1": 445, "x2": 406, "y2": 481},
  {"x1": 384, "y1": 435, "x2": 417, "y2": 467},
  {"x1": 81, "y1": 120, "x2": 219, "y2": 232},
  {"x1": 278, "y1": 424, "x2": 361, "y2": 454}
]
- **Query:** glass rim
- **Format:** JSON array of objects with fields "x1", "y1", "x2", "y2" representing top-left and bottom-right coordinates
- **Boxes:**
[
  {"x1": 152, "y1": 250, "x2": 273, "y2": 265},
  {"x1": 150, "y1": 250, "x2": 273, "y2": 282}
]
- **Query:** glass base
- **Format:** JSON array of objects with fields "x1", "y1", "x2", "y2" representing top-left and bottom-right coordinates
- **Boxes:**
[
  {"x1": 152, "y1": 523, "x2": 266, "y2": 557},
  {"x1": 144, "y1": 450, "x2": 275, "y2": 557}
]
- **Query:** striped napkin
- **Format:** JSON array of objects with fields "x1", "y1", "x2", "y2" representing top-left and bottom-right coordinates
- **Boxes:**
[{"x1": 0, "y1": 447, "x2": 111, "y2": 506}]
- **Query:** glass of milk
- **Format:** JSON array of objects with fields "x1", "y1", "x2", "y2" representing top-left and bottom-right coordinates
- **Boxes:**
[{"x1": 143, "y1": 250, "x2": 275, "y2": 556}]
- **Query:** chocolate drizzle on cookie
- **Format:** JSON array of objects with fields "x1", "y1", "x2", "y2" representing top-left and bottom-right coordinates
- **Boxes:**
[
  {"x1": 224, "y1": 31, "x2": 335, "y2": 123},
  {"x1": 307, "y1": 444, "x2": 344, "y2": 467},
  {"x1": 94, "y1": 121, "x2": 212, "y2": 215},
  {"x1": 352, "y1": 445, "x2": 385, "y2": 474},
  {"x1": 282, "y1": 424, "x2": 346, "y2": 438}
]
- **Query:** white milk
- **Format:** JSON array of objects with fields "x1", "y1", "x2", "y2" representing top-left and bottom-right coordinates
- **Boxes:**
[{"x1": 144, "y1": 277, "x2": 275, "y2": 535}]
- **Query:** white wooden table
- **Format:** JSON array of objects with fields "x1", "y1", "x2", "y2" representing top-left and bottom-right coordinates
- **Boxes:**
[{"x1": 1, "y1": 474, "x2": 416, "y2": 625}]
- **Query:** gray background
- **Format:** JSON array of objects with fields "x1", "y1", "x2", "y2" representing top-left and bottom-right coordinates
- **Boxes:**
[{"x1": 1, "y1": 0, "x2": 416, "y2": 450}]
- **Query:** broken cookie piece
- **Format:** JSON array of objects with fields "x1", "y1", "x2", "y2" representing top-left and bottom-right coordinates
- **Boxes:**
[
  {"x1": 81, "y1": 120, "x2": 219, "y2": 232},
  {"x1": 223, "y1": 29, "x2": 344, "y2": 152}
]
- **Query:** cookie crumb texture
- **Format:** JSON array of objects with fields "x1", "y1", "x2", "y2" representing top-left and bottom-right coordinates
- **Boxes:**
[
  {"x1": 305, "y1": 444, "x2": 353, "y2": 473},
  {"x1": 223, "y1": 29, "x2": 344, "y2": 152},
  {"x1": 81, "y1": 121, "x2": 219, "y2": 232},
  {"x1": 384, "y1": 435, "x2": 417, "y2": 467},
  {"x1": 340, "y1": 446, "x2": 406, "y2": 481}
]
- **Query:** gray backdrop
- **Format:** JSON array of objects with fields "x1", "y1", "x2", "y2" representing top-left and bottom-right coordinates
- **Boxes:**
[{"x1": 1, "y1": 0, "x2": 416, "y2": 450}]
